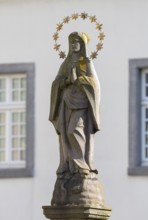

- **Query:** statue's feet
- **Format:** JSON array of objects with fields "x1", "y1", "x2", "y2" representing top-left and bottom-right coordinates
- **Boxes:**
[
  {"x1": 90, "y1": 169, "x2": 98, "y2": 174},
  {"x1": 79, "y1": 168, "x2": 90, "y2": 175},
  {"x1": 87, "y1": 161, "x2": 98, "y2": 173}
]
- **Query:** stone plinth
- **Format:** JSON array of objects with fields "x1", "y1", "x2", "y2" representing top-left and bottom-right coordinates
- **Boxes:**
[
  {"x1": 42, "y1": 206, "x2": 112, "y2": 220},
  {"x1": 51, "y1": 172, "x2": 105, "y2": 207},
  {"x1": 43, "y1": 172, "x2": 112, "y2": 219},
  {"x1": 43, "y1": 171, "x2": 112, "y2": 219}
]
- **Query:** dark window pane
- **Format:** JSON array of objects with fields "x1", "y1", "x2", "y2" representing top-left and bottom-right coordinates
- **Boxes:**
[
  {"x1": 20, "y1": 150, "x2": 25, "y2": 161},
  {"x1": 12, "y1": 150, "x2": 19, "y2": 161},
  {"x1": 0, "y1": 92, "x2": 5, "y2": 102},
  {"x1": 0, "y1": 151, "x2": 5, "y2": 161},
  {"x1": 146, "y1": 122, "x2": 148, "y2": 131},
  {"x1": 145, "y1": 147, "x2": 148, "y2": 158},
  {"x1": 146, "y1": 86, "x2": 148, "y2": 96},
  {"x1": 145, "y1": 134, "x2": 148, "y2": 144},
  {"x1": 0, "y1": 139, "x2": 5, "y2": 149},
  {"x1": 0, "y1": 79, "x2": 6, "y2": 90},
  {"x1": 145, "y1": 109, "x2": 148, "y2": 118},
  {"x1": 146, "y1": 73, "x2": 148, "y2": 83}
]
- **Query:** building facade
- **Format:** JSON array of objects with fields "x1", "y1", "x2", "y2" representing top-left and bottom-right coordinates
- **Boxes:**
[{"x1": 0, "y1": 0, "x2": 148, "y2": 220}]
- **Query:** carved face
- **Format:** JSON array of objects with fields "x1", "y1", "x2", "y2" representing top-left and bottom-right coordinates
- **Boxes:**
[
  {"x1": 71, "y1": 38, "x2": 81, "y2": 52},
  {"x1": 68, "y1": 32, "x2": 87, "y2": 57}
]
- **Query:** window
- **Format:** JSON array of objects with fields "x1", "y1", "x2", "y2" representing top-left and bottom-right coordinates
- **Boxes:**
[
  {"x1": 0, "y1": 75, "x2": 26, "y2": 167},
  {"x1": 141, "y1": 69, "x2": 148, "y2": 166},
  {"x1": 0, "y1": 63, "x2": 35, "y2": 178},
  {"x1": 128, "y1": 59, "x2": 148, "y2": 175}
]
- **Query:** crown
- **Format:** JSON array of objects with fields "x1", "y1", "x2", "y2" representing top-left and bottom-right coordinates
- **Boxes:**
[{"x1": 52, "y1": 12, "x2": 105, "y2": 59}]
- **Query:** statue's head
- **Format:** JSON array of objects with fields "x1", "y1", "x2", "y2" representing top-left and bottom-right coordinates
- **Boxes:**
[{"x1": 68, "y1": 32, "x2": 90, "y2": 58}]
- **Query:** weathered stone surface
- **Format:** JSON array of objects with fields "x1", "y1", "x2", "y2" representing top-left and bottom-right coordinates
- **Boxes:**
[
  {"x1": 42, "y1": 206, "x2": 112, "y2": 220},
  {"x1": 51, "y1": 172, "x2": 104, "y2": 208},
  {"x1": 49, "y1": 32, "x2": 101, "y2": 176},
  {"x1": 44, "y1": 31, "x2": 112, "y2": 220}
]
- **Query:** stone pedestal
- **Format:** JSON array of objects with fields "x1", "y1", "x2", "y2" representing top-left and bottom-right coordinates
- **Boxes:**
[
  {"x1": 42, "y1": 206, "x2": 111, "y2": 220},
  {"x1": 43, "y1": 172, "x2": 111, "y2": 220},
  {"x1": 51, "y1": 172, "x2": 105, "y2": 207}
]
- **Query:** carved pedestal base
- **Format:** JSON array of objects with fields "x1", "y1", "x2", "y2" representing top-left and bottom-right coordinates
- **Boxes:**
[
  {"x1": 42, "y1": 172, "x2": 111, "y2": 220},
  {"x1": 51, "y1": 172, "x2": 105, "y2": 207},
  {"x1": 42, "y1": 206, "x2": 112, "y2": 220}
]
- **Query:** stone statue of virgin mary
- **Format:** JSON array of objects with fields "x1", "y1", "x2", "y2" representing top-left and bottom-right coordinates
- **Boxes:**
[
  {"x1": 43, "y1": 23, "x2": 111, "y2": 213},
  {"x1": 49, "y1": 32, "x2": 100, "y2": 176}
]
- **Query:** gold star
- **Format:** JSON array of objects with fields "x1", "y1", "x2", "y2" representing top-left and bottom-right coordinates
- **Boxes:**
[
  {"x1": 53, "y1": 43, "x2": 60, "y2": 51},
  {"x1": 96, "y1": 43, "x2": 103, "y2": 51},
  {"x1": 99, "y1": 32, "x2": 105, "y2": 41},
  {"x1": 71, "y1": 13, "x2": 79, "y2": 20},
  {"x1": 53, "y1": 32, "x2": 59, "y2": 41},
  {"x1": 59, "y1": 51, "x2": 66, "y2": 59},
  {"x1": 90, "y1": 51, "x2": 98, "y2": 59},
  {"x1": 89, "y1": 15, "x2": 97, "y2": 23},
  {"x1": 81, "y1": 12, "x2": 88, "y2": 20},
  {"x1": 56, "y1": 23, "x2": 63, "y2": 31},
  {"x1": 63, "y1": 16, "x2": 70, "y2": 24},
  {"x1": 96, "y1": 23, "x2": 103, "y2": 30}
]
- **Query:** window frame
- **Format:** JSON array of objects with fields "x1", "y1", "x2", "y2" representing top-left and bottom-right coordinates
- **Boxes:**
[
  {"x1": 0, "y1": 63, "x2": 35, "y2": 178},
  {"x1": 141, "y1": 69, "x2": 148, "y2": 166},
  {"x1": 128, "y1": 58, "x2": 148, "y2": 175},
  {"x1": 0, "y1": 75, "x2": 26, "y2": 167}
]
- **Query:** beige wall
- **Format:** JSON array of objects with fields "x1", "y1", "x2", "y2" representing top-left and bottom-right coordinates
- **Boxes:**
[{"x1": 0, "y1": 0, "x2": 148, "y2": 219}]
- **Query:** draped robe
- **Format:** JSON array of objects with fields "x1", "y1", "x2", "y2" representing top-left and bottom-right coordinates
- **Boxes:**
[{"x1": 49, "y1": 32, "x2": 100, "y2": 175}]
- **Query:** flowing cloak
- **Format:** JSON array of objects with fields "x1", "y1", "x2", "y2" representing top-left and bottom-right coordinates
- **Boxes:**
[{"x1": 49, "y1": 57, "x2": 100, "y2": 135}]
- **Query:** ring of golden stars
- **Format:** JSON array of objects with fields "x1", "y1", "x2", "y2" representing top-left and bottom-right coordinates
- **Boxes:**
[{"x1": 52, "y1": 12, "x2": 105, "y2": 59}]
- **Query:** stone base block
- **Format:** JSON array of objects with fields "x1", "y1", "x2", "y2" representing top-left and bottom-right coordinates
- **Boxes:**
[
  {"x1": 51, "y1": 172, "x2": 105, "y2": 207},
  {"x1": 42, "y1": 206, "x2": 112, "y2": 220}
]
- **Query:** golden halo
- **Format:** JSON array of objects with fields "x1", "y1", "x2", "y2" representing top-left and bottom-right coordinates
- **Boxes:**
[{"x1": 52, "y1": 12, "x2": 105, "y2": 59}]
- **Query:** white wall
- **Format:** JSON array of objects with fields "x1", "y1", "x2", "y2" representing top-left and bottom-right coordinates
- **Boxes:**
[{"x1": 0, "y1": 0, "x2": 148, "y2": 220}]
